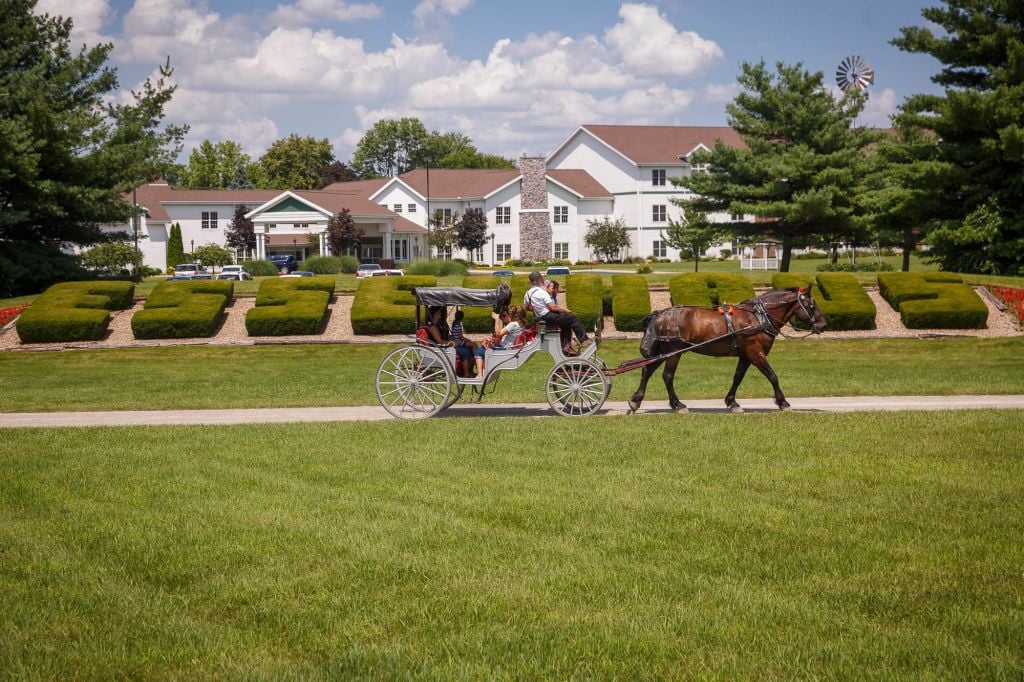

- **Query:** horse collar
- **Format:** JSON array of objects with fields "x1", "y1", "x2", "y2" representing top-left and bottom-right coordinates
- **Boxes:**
[{"x1": 754, "y1": 299, "x2": 779, "y2": 337}]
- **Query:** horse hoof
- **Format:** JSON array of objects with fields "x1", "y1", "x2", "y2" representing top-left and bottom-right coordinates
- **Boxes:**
[
  {"x1": 674, "y1": 406, "x2": 689, "y2": 414},
  {"x1": 627, "y1": 401, "x2": 640, "y2": 414},
  {"x1": 779, "y1": 404, "x2": 791, "y2": 412},
  {"x1": 728, "y1": 405, "x2": 744, "y2": 414}
]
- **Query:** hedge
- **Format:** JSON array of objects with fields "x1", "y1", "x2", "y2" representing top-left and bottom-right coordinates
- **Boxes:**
[
  {"x1": 815, "y1": 273, "x2": 876, "y2": 330},
  {"x1": 461, "y1": 275, "x2": 501, "y2": 333},
  {"x1": 877, "y1": 272, "x2": 987, "y2": 329},
  {"x1": 301, "y1": 255, "x2": 341, "y2": 274},
  {"x1": 350, "y1": 275, "x2": 436, "y2": 334},
  {"x1": 246, "y1": 276, "x2": 336, "y2": 336},
  {"x1": 565, "y1": 274, "x2": 604, "y2": 330},
  {"x1": 131, "y1": 280, "x2": 233, "y2": 339},
  {"x1": 669, "y1": 273, "x2": 755, "y2": 307},
  {"x1": 16, "y1": 281, "x2": 135, "y2": 343},
  {"x1": 611, "y1": 275, "x2": 651, "y2": 331}
]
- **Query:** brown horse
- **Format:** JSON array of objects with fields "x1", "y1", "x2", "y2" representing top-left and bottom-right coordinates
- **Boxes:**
[{"x1": 628, "y1": 288, "x2": 826, "y2": 414}]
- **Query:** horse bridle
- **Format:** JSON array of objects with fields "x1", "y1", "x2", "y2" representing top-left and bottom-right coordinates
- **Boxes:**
[{"x1": 754, "y1": 289, "x2": 821, "y2": 337}]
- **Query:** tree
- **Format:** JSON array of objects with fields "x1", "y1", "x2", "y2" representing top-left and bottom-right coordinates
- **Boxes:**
[
  {"x1": 661, "y1": 203, "x2": 726, "y2": 272},
  {"x1": 193, "y1": 244, "x2": 234, "y2": 271},
  {"x1": 351, "y1": 118, "x2": 430, "y2": 178},
  {"x1": 0, "y1": 0, "x2": 186, "y2": 296},
  {"x1": 224, "y1": 205, "x2": 256, "y2": 257},
  {"x1": 317, "y1": 161, "x2": 358, "y2": 188},
  {"x1": 681, "y1": 61, "x2": 882, "y2": 272},
  {"x1": 167, "y1": 223, "x2": 185, "y2": 268},
  {"x1": 253, "y1": 134, "x2": 334, "y2": 189},
  {"x1": 181, "y1": 139, "x2": 252, "y2": 189},
  {"x1": 428, "y1": 210, "x2": 459, "y2": 256},
  {"x1": 585, "y1": 217, "x2": 631, "y2": 262},
  {"x1": 890, "y1": 0, "x2": 1024, "y2": 275},
  {"x1": 454, "y1": 208, "x2": 489, "y2": 259},
  {"x1": 80, "y1": 242, "x2": 142, "y2": 273},
  {"x1": 325, "y1": 209, "x2": 363, "y2": 255},
  {"x1": 435, "y1": 149, "x2": 516, "y2": 170}
]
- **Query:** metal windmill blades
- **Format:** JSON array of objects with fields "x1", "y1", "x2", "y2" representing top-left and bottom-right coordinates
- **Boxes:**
[{"x1": 835, "y1": 55, "x2": 874, "y2": 92}]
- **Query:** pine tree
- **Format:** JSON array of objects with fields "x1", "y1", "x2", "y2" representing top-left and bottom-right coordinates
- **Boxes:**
[{"x1": 167, "y1": 223, "x2": 185, "y2": 269}]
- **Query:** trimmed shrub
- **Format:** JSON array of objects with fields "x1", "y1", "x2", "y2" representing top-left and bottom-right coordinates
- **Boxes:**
[
  {"x1": 405, "y1": 258, "x2": 469, "y2": 277},
  {"x1": 461, "y1": 275, "x2": 501, "y2": 333},
  {"x1": 244, "y1": 259, "x2": 280, "y2": 277},
  {"x1": 350, "y1": 275, "x2": 437, "y2": 334},
  {"x1": 815, "y1": 273, "x2": 876, "y2": 330},
  {"x1": 878, "y1": 272, "x2": 987, "y2": 329},
  {"x1": 16, "y1": 281, "x2": 135, "y2": 343},
  {"x1": 565, "y1": 274, "x2": 604, "y2": 330},
  {"x1": 246, "y1": 276, "x2": 335, "y2": 336},
  {"x1": 339, "y1": 255, "x2": 360, "y2": 273},
  {"x1": 302, "y1": 255, "x2": 341, "y2": 274},
  {"x1": 669, "y1": 273, "x2": 755, "y2": 307},
  {"x1": 131, "y1": 280, "x2": 233, "y2": 339},
  {"x1": 611, "y1": 274, "x2": 651, "y2": 331}
]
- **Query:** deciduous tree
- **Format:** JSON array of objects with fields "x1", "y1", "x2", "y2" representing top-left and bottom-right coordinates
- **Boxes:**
[
  {"x1": 181, "y1": 139, "x2": 252, "y2": 189},
  {"x1": 661, "y1": 203, "x2": 726, "y2": 272},
  {"x1": 317, "y1": 161, "x2": 358, "y2": 188},
  {"x1": 224, "y1": 205, "x2": 255, "y2": 256},
  {"x1": 253, "y1": 135, "x2": 334, "y2": 189},
  {"x1": 584, "y1": 217, "x2": 631, "y2": 262},
  {"x1": 80, "y1": 242, "x2": 142, "y2": 273},
  {"x1": 351, "y1": 118, "x2": 430, "y2": 178},
  {"x1": 193, "y1": 244, "x2": 234, "y2": 271},
  {"x1": 326, "y1": 209, "x2": 363, "y2": 255},
  {"x1": 454, "y1": 208, "x2": 489, "y2": 259}
]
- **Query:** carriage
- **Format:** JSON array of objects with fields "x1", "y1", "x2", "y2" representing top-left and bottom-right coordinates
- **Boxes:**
[{"x1": 374, "y1": 285, "x2": 610, "y2": 419}]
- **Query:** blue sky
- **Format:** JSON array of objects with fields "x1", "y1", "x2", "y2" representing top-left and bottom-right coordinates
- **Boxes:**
[{"x1": 36, "y1": 0, "x2": 944, "y2": 163}]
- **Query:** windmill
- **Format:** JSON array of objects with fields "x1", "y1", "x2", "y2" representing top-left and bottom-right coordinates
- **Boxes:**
[{"x1": 835, "y1": 55, "x2": 874, "y2": 92}]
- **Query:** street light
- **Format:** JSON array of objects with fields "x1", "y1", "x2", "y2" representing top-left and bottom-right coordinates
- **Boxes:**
[
  {"x1": 490, "y1": 232, "x2": 496, "y2": 266},
  {"x1": 425, "y1": 164, "x2": 431, "y2": 260},
  {"x1": 190, "y1": 239, "x2": 194, "y2": 256}
]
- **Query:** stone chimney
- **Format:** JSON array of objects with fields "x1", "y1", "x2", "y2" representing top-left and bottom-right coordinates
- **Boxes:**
[{"x1": 518, "y1": 156, "x2": 550, "y2": 261}]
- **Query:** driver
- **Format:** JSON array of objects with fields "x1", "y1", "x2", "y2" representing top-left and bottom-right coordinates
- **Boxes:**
[{"x1": 524, "y1": 271, "x2": 591, "y2": 353}]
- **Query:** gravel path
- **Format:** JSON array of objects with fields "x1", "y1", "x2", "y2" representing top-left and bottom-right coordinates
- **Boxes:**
[{"x1": 2, "y1": 287, "x2": 1019, "y2": 352}]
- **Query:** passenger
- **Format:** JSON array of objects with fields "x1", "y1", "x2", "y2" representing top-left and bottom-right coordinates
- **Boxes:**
[
  {"x1": 450, "y1": 309, "x2": 477, "y2": 376},
  {"x1": 424, "y1": 306, "x2": 452, "y2": 345},
  {"x1": 524, "y1": 271, "x2": 590, "y2": 353},
  {"x1": 546, "y1": 280, "x2": 571, "y2": 349},
  {"x1": 475, "y1": 305, "x2": 527, "y2": 377}
]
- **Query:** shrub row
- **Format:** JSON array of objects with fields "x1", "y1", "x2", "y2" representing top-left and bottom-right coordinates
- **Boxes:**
[
  {"x1": 611, "y1": 275, "x2": 651, "y2": 332},
  {"x1": 244, "y1": 259, "x2": 279, "y2": 277},
  {"x1": 302, "y1": 255, "x2": 360, "y2": 274},
  {"x1": 461, "y1": 276, "x2": 501, "y2": 333},
  {"x1": 565, "y1": 274, "x2": 604, "y2": 330},
  {"x1": 769, "y1": 273, "x2": 877, "y2": 331},
  {"x1": 246, "y1": 276, "x2": 336, "y2": 336},
  {"x1": 350, "y1": 275, "x2": 436, "y2": 334},
  {"x1": 131, "y1": 280, "x2": 233, "y2": 339},
  {"x1": 16, "y1": 281, "x2": 135, "y2": 343},
  {"x1": 877, "y1": 272, "x2": 987, "y2": 329},
  {"x1": 669, "y1": 273, "x2": 755, "y2": 307}
]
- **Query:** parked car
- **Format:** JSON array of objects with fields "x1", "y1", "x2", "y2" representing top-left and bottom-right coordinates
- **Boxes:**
[
  {"x1": 545, "y1": 265, "x2": 571, "y2": 276},
  {"x1": 216, "y1": 272, "x2": 252, "y2": 280},
  {"x1": 173, "y1": 263, "x2": 204, "y2": 277},
  {"x1": 280, "y1": 270, "x2": 315, "y2": 278},
  {"x1": 166, "y1": 275, "x2": 194, "y2": 281},
  {"x1": 268, "y1": 254, "x2": 297, "y2": 274},
  {"x1": 492, "y1": 269, "x2": 515, "y2": 276},
  {"x1": 370, "y1": 269, "x2": 405, "y2": 277},
  {"x1": 355, "y1": 263, "x2": 382, "y2": 279},
  {"x1": 220, "y1": 264, "x2": 246, "y2": 276},
  {"x1": 191, "y1": 273, "x2": 214, "y2": 280}
]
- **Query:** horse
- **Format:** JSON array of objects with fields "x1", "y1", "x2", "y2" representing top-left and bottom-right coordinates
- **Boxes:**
[{"x1": 628, "y1": 288, "x2": 826, "y2": 414}]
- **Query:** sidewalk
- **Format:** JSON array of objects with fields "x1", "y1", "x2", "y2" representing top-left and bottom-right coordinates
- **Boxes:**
[{"x1": 2, "y1": 395, "x2": 1023, "y2": 428}]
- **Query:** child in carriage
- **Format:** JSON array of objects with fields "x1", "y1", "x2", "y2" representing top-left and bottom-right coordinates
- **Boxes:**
[
  {"x1": 450, "y1": 309, "x2": 477, "y2": 377},
  {"x1": 474, "y1": 305, "x2": 527, "y2": 377}
]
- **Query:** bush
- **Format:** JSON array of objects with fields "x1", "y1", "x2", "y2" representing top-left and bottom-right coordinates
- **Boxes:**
[
  {"x1": 302, "y1": 255, "x2": 341, "y2": 274},
  {"x1": 405, "y1": 259, "x2": 469, "y2": 277},
  {"x1": 137, "y1": 265, "x2": 163, "y2": 278},
  {"x1": 878, "y1": 272, "x2": 987, "y2": 329},
  {"x1": 461, "y1": 275, "x2": 501, "y2": 333},
  {"x1": 669, "y1": 273, "x2": 755, "y2": 307},
  {"x1": 815, "y1": 273, "x2": 877, "y2": 330},
  {"x1": 131, "y1": 280, "x2": 233, "y2": 339},
  {"x1": 636, "y1": 263, "x2": 652, "y2": 274},
  {"x1": 816, "y1": 261, "x2": 895, "y2": 272},
  {"x1": 16, "y1": 281, "x2": 135, "y2": 343},
  {"x1": 246, "y1": 276, "x2": 336, "y2": 336},
  {"x1": 565, "y1": 274, "x2": 604, "y2": 331},
  {"x1": 350, "y1": 275, "x2": 437, "y2": 334},
  {"x1": 611, "y1": 275, "x2": 651, "y2": 332},
  {"x1": 339, "y1": 255, "x2": 360, "y2": 273},
  {"x1": 244, "y1": 259, "x2": 280, "y2": 277}
]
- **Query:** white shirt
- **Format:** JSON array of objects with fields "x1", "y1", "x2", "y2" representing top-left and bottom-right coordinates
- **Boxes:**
[
  {"x1": 525, "y1": 285, "x2": 551, "y2": 318},
  {"x1": 496, "y1": 321, "x2": 523, "y2": 349}
]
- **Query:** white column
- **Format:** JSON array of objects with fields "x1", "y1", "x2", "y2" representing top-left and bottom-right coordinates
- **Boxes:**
[
  {"x1": 386, "y1": 223, "x2": 394, "y2": 260},
  {"x1": 256, "y1": 233, "x2": 265, "y2": 259}
]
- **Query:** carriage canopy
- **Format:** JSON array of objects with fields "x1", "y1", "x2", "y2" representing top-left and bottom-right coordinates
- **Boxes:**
[{"x1": 412, "y1": 284, "x2": 511, "y2": 309}]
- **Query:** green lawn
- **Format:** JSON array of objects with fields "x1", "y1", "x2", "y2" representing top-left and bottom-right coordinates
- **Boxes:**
[
  {"x1": 1, "y1": 412, "x2": 1021, "y2": 677},
  {"x1": 2, "y1": 337, "x2": 1023, "y2": 413}
]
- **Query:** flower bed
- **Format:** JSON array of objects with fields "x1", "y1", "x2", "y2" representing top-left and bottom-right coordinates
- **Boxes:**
[
  {"x1": 989, "y1": 286, "x2": 1024, "y2": 323},
  {"x1": 0, "y1": 303, "x2": 30, "y2": 326}
]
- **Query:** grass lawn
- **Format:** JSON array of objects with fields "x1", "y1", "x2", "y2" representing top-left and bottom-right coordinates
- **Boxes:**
[
  {"x1": 2, "y1": 337, "x2": 1024, "y2": 413},
  {"x1": 1, "y1": 412, "x2": 1021, "y2": 677}
]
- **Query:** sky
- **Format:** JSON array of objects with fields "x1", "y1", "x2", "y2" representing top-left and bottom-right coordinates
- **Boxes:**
[{"x1": 34, "y1": 0, "x2": 946, "y2": 164}]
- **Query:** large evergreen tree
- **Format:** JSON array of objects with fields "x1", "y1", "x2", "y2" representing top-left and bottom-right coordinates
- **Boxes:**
[
  {"x1": 166, "y1": 223, "x2": 185, "y2": 269},
  {"x1": 681, "y1": 61, "x2": 881, "y2": 272},
  {"x1": 0, "y1": 0, "x2": 186, "y2": 295},
  {"x1": 891, "y1": 0, "x2": 1024, "y2": 275}
]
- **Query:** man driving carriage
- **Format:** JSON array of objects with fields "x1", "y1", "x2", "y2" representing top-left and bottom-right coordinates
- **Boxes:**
[{"x1": 524, "y1": 271, "x2": 591, "y2": 354}]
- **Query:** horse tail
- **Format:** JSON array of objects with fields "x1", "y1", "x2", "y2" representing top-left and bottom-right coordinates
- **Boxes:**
[{"x1": 639, "y1": 312, "x2": 659, "y2": 358}]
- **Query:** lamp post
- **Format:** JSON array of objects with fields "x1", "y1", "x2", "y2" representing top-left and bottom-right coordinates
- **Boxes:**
[
  {"x1": 490, "y1": 232, "x2": 496, "y2": 266},
  {"x1": 190, "y1": 239, "x2": 194, "y2": 257},
  {"x1": 425, "y1": 164, "x2": 431, "y2": 260}
]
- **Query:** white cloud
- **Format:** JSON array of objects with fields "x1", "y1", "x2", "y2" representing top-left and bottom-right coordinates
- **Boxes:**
[
  {"x1": 118, "y1": 0, "x2": 256, "y2": 65},
  {"x1": 268, "y1": 0, "x2": 382, "y2": 27},
  {"x1": 413, "y1": 0, "x2": 474, "y2": 37},
  {"x1": 860, "y1": 87, "x2": 898, "y2": 127},
  {"x1": 34, "y1": 0, "x2": 115, "y2": 49},
  {"x1": 703, "y1": 82, "x2": 740, "y2": 103},
  {"x1": 605, "y1": 3, "x2": 723, "y2": 77}
]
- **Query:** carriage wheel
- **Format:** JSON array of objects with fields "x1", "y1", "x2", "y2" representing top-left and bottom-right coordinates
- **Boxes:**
[
  {"x1": 376, "y1": 346, "x2": 453, "y2": 419},
  {"x1": 546, "y1": 360, "x2": 609, "y2": 417}
]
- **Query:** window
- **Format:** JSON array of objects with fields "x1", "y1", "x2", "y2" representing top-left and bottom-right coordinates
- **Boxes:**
[
  {"x1": 266, "y1": 223, "x2": 276, "y2": 229},
  {"x1": 407, "y1": 204, "x2": 416, "y2": 213},
  {"x1": 496, "y1": 243, "x2": 511, "y2": 261},
  {"x1": 652, "y1": 205, "x2": 667, "y2": 222},
  {"x1": 437, "y1": 246, "x2": 452, "y2": 260},
  {"x1": 201, "y1": 211, "x2": 218, "y2": 229},
  {"x1": 692, "y1": 162, "x2": 710, "y2": 174},
  {"x1": 553, "y1": 242, "x2": 569, "y2": 260},
  {"x1": 652, "y1": 240, "x2": 667, "y2": 258},
  {"x1": 472, "y1": 247, "x2": 484, "y2": 262},
  {"x1": 553, "y1": 206, "x2": 568, "y2": 224},
  {"x1": 393, "y1": 204, "x2": 402, "y2": 213},
  {"x1": 292, "y1": 223, "x2": 308, "y2": 228},
  {"x1": 436, "y1": 208, "x2": 453, "y2": 226},
  {"x1": 731, "y1": 212, "x2": 744, "y2": 221},
  {"x1": 652, "y1": 169, "x2": 666, "y2": 186},
  {"x1": 495, "y1": 206, "x2": 511, "y2": 224}
]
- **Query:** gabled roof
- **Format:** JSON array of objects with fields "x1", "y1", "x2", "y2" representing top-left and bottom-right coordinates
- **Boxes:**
[
  {"x1": 546, "y1": 169, "x2": 612, "y2": 199},
  {"x1": 131, "y1": 184, "x2": 281, "y2": 222},
  {"x1": 554, "y1": 125, "x2": 746, "y2": 166},
  {"x1": 398, "y1": 168, "x2": 522, "y2": 200}
]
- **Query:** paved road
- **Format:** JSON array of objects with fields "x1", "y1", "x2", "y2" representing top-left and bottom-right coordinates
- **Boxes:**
[{"x1": 2, "y1": 395, "x2": 1023, "y2": 428}]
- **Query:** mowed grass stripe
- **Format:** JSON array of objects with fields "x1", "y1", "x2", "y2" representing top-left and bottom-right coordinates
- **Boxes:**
[
  {"x1": 2, "y1": 337, "x2": 1024, "y2": 412},
  {"x1": 1, "y1": 412, "x2": 1022, "y2": 677}
]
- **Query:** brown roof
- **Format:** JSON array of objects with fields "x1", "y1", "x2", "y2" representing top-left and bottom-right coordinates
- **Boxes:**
[
  {"x1": 545, "y1": 169, "x2": 612, "y2": 198},
  {"x1": 291, "y1": 190, "x2": 424, "y2": 232},
  {"x1": 132, "y1": 183, "x2": 280, "y2": 222},
  {"x1": 399, "y1": 168, "x2": 521, "y2": 199},
  {"x1": 579, "y1": 125, "x2": 746, "y2": 165}
]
